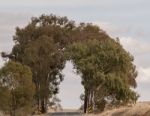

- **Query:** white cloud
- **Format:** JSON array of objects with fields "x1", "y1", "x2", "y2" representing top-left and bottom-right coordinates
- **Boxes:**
[
  {"x1": 0, "y1": 12, "x2": 33, "y2": 52},
  {"x1": 120, "y1": 37, "x2": 150, "y2": 56},
  {"x1": 94, "y1": 21, "x2": 150, "y2": 56},
  {"x1": 93, "y1": 22, "x2": 132, "y2": 37},
  {"x1": 0, "y1": 0, "x2": 110, "y2": 7},
  {"x1": 0, "y1": 0, "x2": 95, "y2": 8},
  {"x1": 136, "y1": 67, "x2": 150, "y2": 101},
  {"x1": 0, "y1": 57, "x2": 4, "y2": 67},
  {"x1": 137, "y1": 67, "x2": 150, "y2": 83},
  {"x1": 0, "y1": 12, "x2": 32, "y2": 27}
]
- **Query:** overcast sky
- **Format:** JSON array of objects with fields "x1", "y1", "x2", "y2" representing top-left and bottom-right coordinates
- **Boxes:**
[{"x1": 0, "y1": 0, "x2": 150, "y2": 109}]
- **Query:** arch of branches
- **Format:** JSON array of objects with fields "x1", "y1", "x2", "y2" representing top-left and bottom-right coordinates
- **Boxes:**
[{"x1": 2, "y1": 14, "x2": 138, "y2": 113}]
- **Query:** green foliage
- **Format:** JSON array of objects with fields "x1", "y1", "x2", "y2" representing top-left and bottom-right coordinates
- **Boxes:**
[
  {"x1": 1, "y1": 14, "x2": 138, "y2": 113},
  {"x1": 0, "y1": 61, "x2": 35, "y2": 116},
  {"x1": 67, "y1": 39, "x2": 138, "y2": 112}
]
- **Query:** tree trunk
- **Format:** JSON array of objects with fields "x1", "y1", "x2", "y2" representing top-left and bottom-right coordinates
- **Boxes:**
[
  {"x1": 84, "y1": 89, "x2": 88, "y2": 113},
  {"x1": 37, "y1": 97, "x2": 40, "y2": 112},
  {"x1": 41, "y1": 99, "x2": 46, "y2": 113},
  {"x1": 11, "y1": 91, "x2": 16, "y2": 116},
  {"x1": 84, "y1": 94, "x2": 87, "y2": 113},
  {"x1": 89, "y1": 90, "x2": 94, "y2": 111}
]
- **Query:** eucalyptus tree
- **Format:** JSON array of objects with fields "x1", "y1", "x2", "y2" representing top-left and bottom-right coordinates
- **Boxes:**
[
  {"x1": 0, "y1": 61, "x2": 35, "y2": 116},
  {"x1": 67, "y1": 39, "x2": 138, "y2": 113},
  {"x1": 1, "y1": 14, "x2": 138, "y2": 114},
  {"x1": 21, "y1": 35, "x2": 65, "y2": 113}
]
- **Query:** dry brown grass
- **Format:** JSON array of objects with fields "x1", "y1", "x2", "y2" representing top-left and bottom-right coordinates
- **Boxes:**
[
  {"x1": 85, "y1": 102, "x2": 150, "y2": 116},
  {"x1": 32, "y1": 102, "x2": 150, "y2": 116}
]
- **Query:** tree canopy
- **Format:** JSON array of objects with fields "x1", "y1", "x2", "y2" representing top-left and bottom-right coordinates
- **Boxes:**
[
  {"x1": 67, "y1": 39, "x2": 138, "y2": 112},
  {"x1": 1, "y1": 14, "x2": 138, "y2": 114}
]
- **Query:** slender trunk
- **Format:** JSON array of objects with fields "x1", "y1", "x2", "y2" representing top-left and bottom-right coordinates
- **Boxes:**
[
  {"x1": 41, "y1": 99, "x2": 46, "y2": 113},
  {"x1": 37, "y1": 97, "x2": 40, "y2": 112},
  {"x1": 87, "y1": 90, "x2": 93, "y2": 113},
  {"x1": 84, "y1": 89, "x2": 88, "y2": 113},
  {"x1": 45, "y1": 99, "x2": 47, "y2": 112},
  {"x1": 92, "y1": 91, "x2": 95, "y2": 111},
  {"x1": 10, "y1": 91, "x2": 16, "y2": 116},
  {"x1": 84, "y1": 94, "x2": 87, "y2": 113},
  {"x1": 89, "y1": 90, "x2": 93, "y2": 110},
  {"x1": 36, "y1": 83, "x2": 40, "y2": 112}
]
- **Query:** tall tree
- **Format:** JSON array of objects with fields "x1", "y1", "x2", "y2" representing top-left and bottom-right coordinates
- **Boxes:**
[
  {"x1": 67, "y1": 39, "x2": 138, "y2": 113},
  {"x1": 21, "y1": 35, "x2": 64, "y2": 113},
  {"x1": 0, "y1": 61, "x2": 35, "y2": 116}
]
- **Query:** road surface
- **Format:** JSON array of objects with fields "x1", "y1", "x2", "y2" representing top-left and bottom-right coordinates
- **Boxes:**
[{"x1": 47, "y1": 112, "x2": 82, "y2": 116}]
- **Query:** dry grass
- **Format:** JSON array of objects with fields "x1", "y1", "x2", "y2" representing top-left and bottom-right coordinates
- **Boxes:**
[
  {"x1": 31, "y1": 102, "x2": 150, "y2": 116},
  {"x1": 85, "y1": 102, "x2": 150, "y2": 116}
]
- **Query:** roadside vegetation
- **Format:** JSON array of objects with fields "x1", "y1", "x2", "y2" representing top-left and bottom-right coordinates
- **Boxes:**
[{"x1": 0, "y1": 14, "x2": 138, "y2": 115}]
